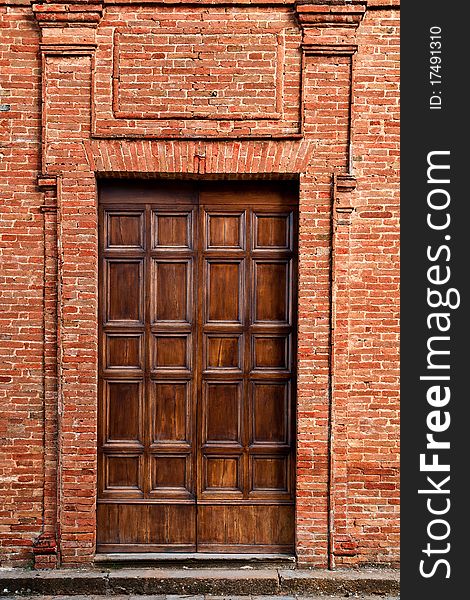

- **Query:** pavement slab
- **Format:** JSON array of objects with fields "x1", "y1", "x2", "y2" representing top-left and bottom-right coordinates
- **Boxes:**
[
  {"x1": 0, "y1": 568, "x2": 399, "y2": 598},
  {"x1": 1, "y1": 597, "x2": 400, "y2": 600}
]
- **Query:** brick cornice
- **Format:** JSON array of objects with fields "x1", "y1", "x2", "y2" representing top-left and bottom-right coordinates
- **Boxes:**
[
  {"x1": 38, "y1": 175, "x2": 58, "y2": 212},
  {"x1": 333, "y1": 173, "x2": 356, "y2": 217},
  {"x1": 40, "y1": 43, "x2": 97, "y2": 54},
  {"x1": 30, "y1": 2, "x2": 370, "y2": 34},
  {"x1": 303, "y1": 43, "x2": 357, "y2": 56},
  {"x1": 295, "y1": 1, "x2": 366, "y2": 29},
  {"x1": 32, "y1": 2, "x2": 103, "y2": 26},
  {"x1": 33, "y1": 3, "x2": 102, "y2": 56},
  {"x1": 37, "y1": 174, "x2": 58, "y2": 191},
  {"x1": 367, "y1": 0, "x2": 399, "y2": 7},
  {"x1": 6, "y1": 0, "x2": 400, "y2": 8},
  {"x1": 336, "y1": 174, "x2": 356, "y2": 191}
]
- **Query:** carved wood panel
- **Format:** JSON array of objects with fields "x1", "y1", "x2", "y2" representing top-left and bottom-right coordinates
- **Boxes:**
[{"x1": 97, "y1": 181, "x2": 297, "y2": 553}]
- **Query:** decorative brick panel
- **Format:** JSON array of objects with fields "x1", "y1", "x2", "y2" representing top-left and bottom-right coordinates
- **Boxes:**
[
  {"x1": 113, "y1": 30, "x2": 283, "y2": 120},
  {"x1": 93, "y1": 5, "x2": 302, "y2": 138}
]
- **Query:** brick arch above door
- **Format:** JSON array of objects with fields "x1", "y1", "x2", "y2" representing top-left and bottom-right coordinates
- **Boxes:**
[{"x1": 83, "y1": 140, "x2": 314, "y2": 178}]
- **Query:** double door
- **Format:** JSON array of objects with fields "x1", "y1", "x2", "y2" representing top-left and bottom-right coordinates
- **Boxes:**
[{"x1": 97, "y1": 181, "x2": 297, "y2": 553}]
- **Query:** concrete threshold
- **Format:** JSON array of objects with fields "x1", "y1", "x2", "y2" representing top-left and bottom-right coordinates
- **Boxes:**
[
  {"x1": 0, "y1": 567, "x2": 399, "y2": 597},
  {"x1": 95, "y1": 553, "x2": 296, "y2": 570}
]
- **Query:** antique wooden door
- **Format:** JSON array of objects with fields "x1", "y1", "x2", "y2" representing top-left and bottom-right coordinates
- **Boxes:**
[{"x1": 97, "y1": 181, "x2": 297, "y2": 553}]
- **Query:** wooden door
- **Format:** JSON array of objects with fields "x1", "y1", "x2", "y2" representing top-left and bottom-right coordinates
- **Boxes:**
[{"x1": 97, "y1": 181, "x2": 297, "y2": 553}]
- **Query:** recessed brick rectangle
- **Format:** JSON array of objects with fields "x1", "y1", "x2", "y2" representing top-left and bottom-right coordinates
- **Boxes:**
[{"x1": 113, "y1": 31, "x2": 282, "y2": 120}]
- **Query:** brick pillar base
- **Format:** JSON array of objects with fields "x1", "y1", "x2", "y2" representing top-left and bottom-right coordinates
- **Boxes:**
[{"x1": 33, "y1": 533, "x2": 58, "y2": 569}]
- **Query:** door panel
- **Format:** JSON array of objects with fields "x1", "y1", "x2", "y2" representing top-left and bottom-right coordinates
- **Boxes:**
[
  {"x1": 105, "y1": 381, "x2": 142, "y2": 444},
  {"x1": 105, "y1": 211, "x2": 144, "y2": 249},
  {"x1": 205, "y1": 335, "x2": 242, "y2": 371},
  {"x1": 204, "y1": 381, "x2": 243, "y2": 444},
  {"x1": 153, "y1": 211, "x2": 193, "y2": 249},
  {"x1": 150, "y1": 381, "x2": 191, "y2": 444},
  {"x1": 197, "y1": 505, "x2": 294, "y2": 552},
  {"x1": 203, "y1": 455, "x2": 242, "y2": 492},
  {"x1": 106, "y1": 260, "x2": 144, "y2": 324},
  {"x1": 254, "y1": 212, "x2": 292, "y2": 250},
  {"x1": 206, "y1": 261, "x2": 244, "y2": 323},
  {"x1": 98, "y1": 181, "x2": 297, "y2": 554},
  {"x1": 252, "y1": 381, "x2": 289, "y2": 444},
  {"x1": 105, "y1": 334, "x2": 143, "y2": 371},
  {"x1": 206, "y1": 212, "x2": 245, "y2": 250},
  {"x1": 97, "y1": 503, "x2": 196, "y2": 551},
  {"x1": 252, "y1": 334, "x2": 290, "y2": 371},
  {"x1": 253, "y1": 260, "x2": 291, "y2": 324},
  {"x1": 152, "y1": 334, "x2": 191, "y2": 372},
  {"x1": 103, "y1": 454, "x2": 143, "y2": 494},
  {"x1": 150, "y1": 454, "x2": 191, "y2": 495},
  {"x1": 152, "y1": 260, "x2": 192, "y2": 323}
]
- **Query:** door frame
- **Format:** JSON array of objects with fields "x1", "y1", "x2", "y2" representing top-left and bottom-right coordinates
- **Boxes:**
[{"x1": 41, "y1": 162, "x2": 347, "y2": 568}]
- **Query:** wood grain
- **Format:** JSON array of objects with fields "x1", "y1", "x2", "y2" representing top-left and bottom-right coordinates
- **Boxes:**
[{"x1": 98, "y1": 181, "x2": 297, "y2": 553}]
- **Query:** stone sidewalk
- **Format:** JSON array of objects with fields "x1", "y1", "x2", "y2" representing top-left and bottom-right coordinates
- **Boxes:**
[
  {"x1": 0, "y1": 568, "x2": 399, "y2": 597},
  {"x1": 2, "y1": 596, "x2": 400, "y2": 600}
]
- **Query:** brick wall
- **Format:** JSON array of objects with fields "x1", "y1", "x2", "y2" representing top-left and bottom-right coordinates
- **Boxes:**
[
  {"x1": 331, "y1": 7, "x2": 400, "y2": 566},
  {"x1": 0, "y1": 5, "x2": 43, "y2": 566},
  {"x1": 0, "y1": 0, "x2": 399, "y2": 568}
]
